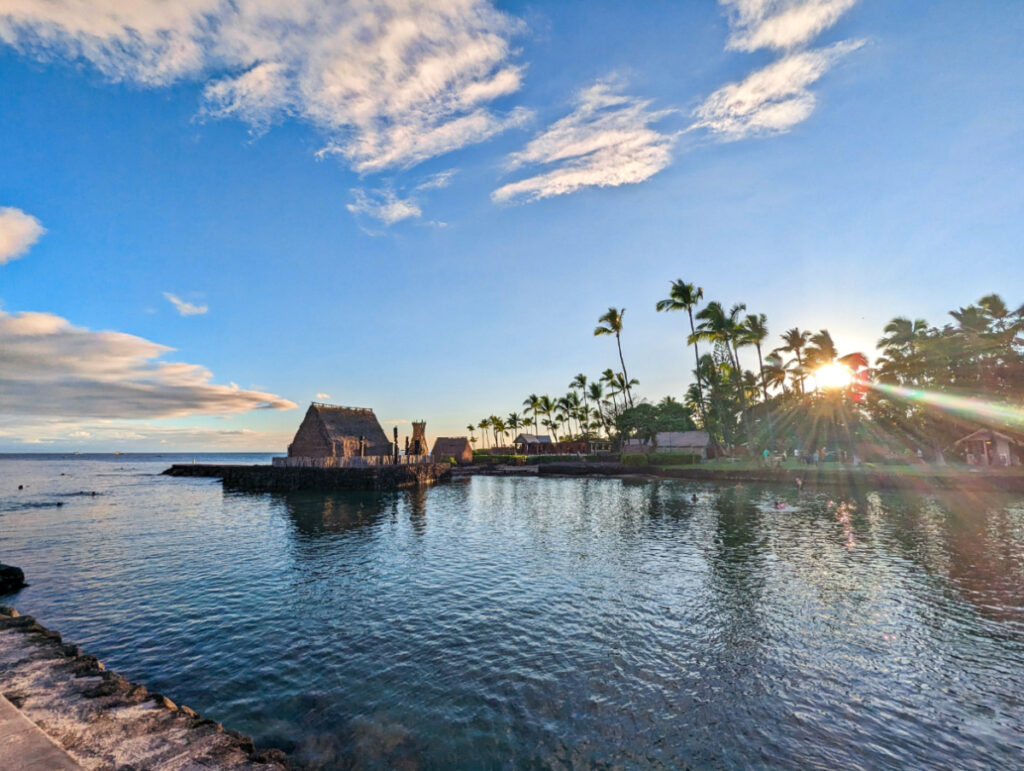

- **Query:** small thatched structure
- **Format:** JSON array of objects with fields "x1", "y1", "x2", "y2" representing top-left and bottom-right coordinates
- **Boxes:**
[
  {"x1": 409, "y1": 421, "x2": 429, "y2": 455},
  {"x1": 432, "y1": 437, "x2": 473, "y2": 465},
  {"x1": 288, "y1": 403, "x2": 393, "y2": 458}
]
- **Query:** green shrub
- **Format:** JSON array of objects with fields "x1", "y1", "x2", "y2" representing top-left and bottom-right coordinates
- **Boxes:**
[
  {"x1": 473, "y1": 454, "x2": 526, "y2": 465},
  {"x1": 585, "y1": 453, "x2": 618, "y2": 462},
  {"x1": 525, "y1": 455, "x2": 582, "y2": 465},
  {"x1": 648, "y1": 452, "x2": 701, "y2": 466},
  {"x1": 621, "y1": 454, "x2": 650, "y2": 467}
]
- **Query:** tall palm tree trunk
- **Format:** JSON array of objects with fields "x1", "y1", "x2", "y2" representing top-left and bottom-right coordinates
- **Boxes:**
[
  {"x1": 688, "y1": 307, "x2": 707, "y2": 425},
  {"x1": 616, "y1": 332, "x2": 634, "y2": 408}
]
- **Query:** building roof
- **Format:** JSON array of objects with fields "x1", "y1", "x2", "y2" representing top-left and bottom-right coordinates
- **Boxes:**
[
  {"x1": 954, "y1": 428, "x2": 1023, "y2": 445},
  {"x1": 289, "y1": 402, "x2": 392, "y2": 457},
  {"x1": 514, "y1": 433, "x2": 552, "y2": 445},
  {"x1": 654, "y1": 430, "x2": 711, "y2": 448},
  {"x1": 432, "y1": 437, "x2": 472, "y2": 457}
]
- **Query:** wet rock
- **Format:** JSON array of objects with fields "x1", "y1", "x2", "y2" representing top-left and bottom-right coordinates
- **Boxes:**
[{"x1": 0, "y1": 563, "x2": 28, "y2": 593}]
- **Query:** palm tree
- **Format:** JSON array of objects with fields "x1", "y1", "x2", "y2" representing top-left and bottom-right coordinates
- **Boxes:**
[
  {"x1": 570, "y1": 374, "x2": 589, "y2": 438},
  {"x1": 600, "y1": 368, "x2": 620, "y2": 413},
  {"x1": 477, "y1": 418, "x2": 490, "y2": 449},
  {"x1": 538, "y1": 395, "x2": 558, "y2": 440},
  {"x1": 742, "y1": 313, "x2": 771, "y2": 402},
  {"x1": 656, "y1": 280, "x2": 706, "y2": 419},
  {"x1": 466, "y1": 424, "x2": 477, "y2": 445},
  {"x1": 594, "y1": 307, "x2": 634, "y2": 408},
  {"x1": 506, "y1": 412, "x2": 523, "y2": 441},
  {"x1": 776, "y1": 327, "x2": 811, "y2": 394},
  {"x1": 588, "y1": 381, "x2": 605, "y2": 436},
  {"x1": 523, "y1": 393, "x2": 542, "y2": 437}
]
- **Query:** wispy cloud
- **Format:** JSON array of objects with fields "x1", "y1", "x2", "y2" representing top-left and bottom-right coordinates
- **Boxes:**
[
  {"x1": 691, "y1": 40, "x2": 861, "y2": 140},
  {"x1": 492, "y1": 79, "x2": 676, "y2": 204},
  {"x1": 315, "y1": 392, "x2": 331, "y2": 400},
  {"x1": 416, "y1": 170, "x2": 458, "y2": 191},
  {"x1": 0, "y1": 309, "x2": 296, "y2": 419},
  {"x1": 0, "y1": 207, "x2": 45, "y2": 265},
  {"x1": 720, "y1": 0, "x2": 858, "y2": 52},
  {"x1": 0, "y1": 0, "x2": 530, "y2": 171},
  {"x1": 163, "y1": 291, "x2": 209, "y2": 316},
  {"x1": 347, "y1": 188, "x2": 422, "y2": 225}
]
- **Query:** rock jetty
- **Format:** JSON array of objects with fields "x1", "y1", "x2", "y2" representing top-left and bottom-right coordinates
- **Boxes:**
[{"x1": 164, "y1": 462, "x2": 451, "y2": 491}]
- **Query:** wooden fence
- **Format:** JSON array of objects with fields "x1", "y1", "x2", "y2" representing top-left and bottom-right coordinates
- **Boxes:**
[{"x1": 272, "y1": 455, "x2": 434, "y2": 469}]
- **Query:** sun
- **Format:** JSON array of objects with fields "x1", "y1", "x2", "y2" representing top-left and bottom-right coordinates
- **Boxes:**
[{"x1": 814, "y1": 362, "x2": 853, "y2": 390}]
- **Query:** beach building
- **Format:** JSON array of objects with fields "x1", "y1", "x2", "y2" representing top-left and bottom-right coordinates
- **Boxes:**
[
  {"x1": 955, "y1": 428, "x2": 1023, "y2": 466},
  {"x1": 514, "y1": 434, "x2": 554, "y2": 455},
  {"x1": 432, "y1": 437, "x2": 473, "y2": 465},
  {"x1": 287, "y1": 403, "x2": 393, "y2": 459},
  {"x1": 622, "y1": 430, "x2": 710, "y2": 459},
  {"x1": 653, "y1": 431, "x2": 711, "y2": 459}
]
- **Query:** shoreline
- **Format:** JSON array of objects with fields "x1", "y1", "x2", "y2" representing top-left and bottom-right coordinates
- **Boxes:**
[
  {"x1": 455, "y1": 461, "x2": 1024, "y2": 492},
  {"x1": 0, "y1": 607, "x2": 287, "y2": 770}
]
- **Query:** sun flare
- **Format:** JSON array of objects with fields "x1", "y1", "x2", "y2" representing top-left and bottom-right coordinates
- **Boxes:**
[{"x1": 814, "y1": 362, "x2": 853, "y2": 390}]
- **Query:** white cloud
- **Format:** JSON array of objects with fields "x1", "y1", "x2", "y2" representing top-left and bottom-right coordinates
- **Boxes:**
[
  {"x1": 492, "y1": 79, "x2": 676, "y2": 203},
  {"x1": 691, "y1": 41, "x2": 861, "y2": 140},
  {"x1": 0, "y1": 0, "x2": 529, "y2": 171},
  {"x1": 416, "y1": 169, "x2": 458, "y2": 190},
  {"x1": 163, "y1": 292, "x2": 209, "y2": 316},
  {"x1": 720, "y1": 0, "x2": 858, "y2": 52},
  {"x1": 315, "y1": 392, "x2": 331, "y2": 400},
  {"x1": 0, "y1": 415, "x2": 291, "y2": 450},
  {"x1": 347, "y1": 188, "x2": 422, "y2": 225},
  {"x1": 0, "y1": 309, "x2": 296, "y2": 419},
  {"x1": 0, "y1": 207, "x2": 45, "y2": 265}
]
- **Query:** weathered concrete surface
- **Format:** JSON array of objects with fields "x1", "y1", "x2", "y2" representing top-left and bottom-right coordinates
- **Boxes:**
[
  {"x1": 164, "y1": 462, "x2": 452, "y2": 492},
  {"x1": 0, "y1": 694, "x2": 81, "y2": 770},
  {"x1": 0, "y1": 607, "x2": 287, "y2": 770}
]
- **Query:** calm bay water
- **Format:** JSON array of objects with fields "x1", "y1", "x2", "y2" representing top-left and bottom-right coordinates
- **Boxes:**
[{"x1": 2, "y1": 454, "x2": 1023, "y2": 769}]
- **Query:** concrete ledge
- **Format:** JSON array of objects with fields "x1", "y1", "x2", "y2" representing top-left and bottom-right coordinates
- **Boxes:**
[{"x1": 0, "y1": 695, "x2": 81, "y2": 770}]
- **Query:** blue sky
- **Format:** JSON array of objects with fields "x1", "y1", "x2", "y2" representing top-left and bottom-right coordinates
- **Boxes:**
[{"x1": 1, "y1": 0, "x2": 1022, "y2": 451}]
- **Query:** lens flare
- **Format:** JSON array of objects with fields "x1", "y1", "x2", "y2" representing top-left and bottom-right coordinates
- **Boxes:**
[
  {"x1": 814, "y1": 362, "x2": 853, "y2": 390},
  {"x1": 871, "y1": 382, "x2": 1024, "y2": 429}
]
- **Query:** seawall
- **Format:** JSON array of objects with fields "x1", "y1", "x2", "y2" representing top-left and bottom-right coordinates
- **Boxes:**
[
  {"x1": 0, "y1": 607, "x2": 287, "y2": 769},
  {"x1": 163, "y1": 463, "x2": 452, "y2": 491},
  {"x1": 535, "y1": 462, "x2": 1024, "y2": 493}
]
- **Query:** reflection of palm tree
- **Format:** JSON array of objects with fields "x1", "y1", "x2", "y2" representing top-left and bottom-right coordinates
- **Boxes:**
[
  {"x1": 594, "y1": 307, "x2": 634, "y2": 408},
  {"x1": 656, "y1": 280, "x2": 705, "y2": 420}
]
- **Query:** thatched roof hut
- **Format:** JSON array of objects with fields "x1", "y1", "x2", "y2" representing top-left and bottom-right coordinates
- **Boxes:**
[
  {"x1": 288, "y1": 403, "x2": 393, "y2": 458},
  {"x1": 431, "y1": 437, "x2": 473, "y2": 465}
]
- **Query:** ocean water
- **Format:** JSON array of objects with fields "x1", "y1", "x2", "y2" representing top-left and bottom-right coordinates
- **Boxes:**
[{"x1": 1, "y1": 454, "x2": 1023, "y2": 769}]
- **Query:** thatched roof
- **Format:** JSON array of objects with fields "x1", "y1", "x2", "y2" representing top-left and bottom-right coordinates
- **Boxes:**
[
  {"x1": 288, "y1": 403, "x2": 392, "y2": 457},
  {"x1": 655, "y1": 431, "x2": 710, "y2": 449},
  {"x1": 432, "y1": 437, "x2": 472, "y2": 460},
  {"x1": 514, "y1": 433, "x2": 552, "y2": 445}
]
